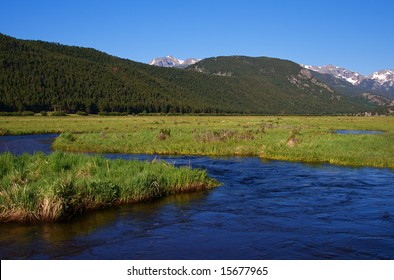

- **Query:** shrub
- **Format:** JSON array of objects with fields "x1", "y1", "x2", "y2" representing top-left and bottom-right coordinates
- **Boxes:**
[
  {"x1": 0, "y1": 111, "x2": 35, "y2": 116},
  {"x1": 21, "y1": 111, "x2": 35, "y2": 116},
  {"x1": 157, "y1": 129, "x2": 171, "y2": 141},
  {"x1": 51, "y1": 111, "x2": 67, "y2": 116},
  {"x1": 76, "y1": 111, "x2": 88, "y2": 116},
  {"x1": 194, "y1": 129, "x2": 237, "y2": 142},
  {"x1": 108, "y1": 111, "x2": 127, "y2": 116}
]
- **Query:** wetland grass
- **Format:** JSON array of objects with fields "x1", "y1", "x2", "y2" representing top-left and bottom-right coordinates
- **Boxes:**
[
  {"x1": 0, "y1": 152, "x2": 219, "y2": 223},
  {"x1": 1, "y1": 115, "x2": 393, "y2": 168}
]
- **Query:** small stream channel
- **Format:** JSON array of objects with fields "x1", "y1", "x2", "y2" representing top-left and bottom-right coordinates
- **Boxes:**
[{"x1": 0, "y1": 134, "x2": 393, "y2": 259}]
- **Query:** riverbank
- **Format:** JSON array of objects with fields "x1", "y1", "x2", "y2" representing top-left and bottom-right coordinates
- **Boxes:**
[
  {"x1": 1, "y1": 115, "x2": 393, "y2": 168},
  {"x1": 0, "y1": 152, "x2": 219, "y2": 223}
]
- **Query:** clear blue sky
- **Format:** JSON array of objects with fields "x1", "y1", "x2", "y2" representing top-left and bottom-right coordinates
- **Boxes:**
[{"x1": 1, "y1": 0, "x2": 393, "y2": 75}]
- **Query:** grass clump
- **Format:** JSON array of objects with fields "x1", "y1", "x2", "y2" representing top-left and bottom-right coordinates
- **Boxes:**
[
  {"x1": 0, "y1": 128, "x2": 11, "y2": 136},
  {"x1": 157, "y1": 128, "x2": 171, "y2": 141},
  {"x1": 0, "y1": 152, "x2": 219, "y2": 223},
  {"x1": 58, "y1": 132, "x2": 76, "y2": 142}
]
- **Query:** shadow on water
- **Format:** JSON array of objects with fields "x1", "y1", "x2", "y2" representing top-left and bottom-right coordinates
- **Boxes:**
[
  {"x1": 0, "y1": 134, "x2": 394, "y2": 260},
  {"x1": 0, "y1": 188, "x2": 210, "y2": 259}
]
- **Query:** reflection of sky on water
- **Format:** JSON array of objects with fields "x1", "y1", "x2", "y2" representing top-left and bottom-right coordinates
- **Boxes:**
[
  {"x1": 335, "y1": 130, "x2": 384, "y2": 135},
  {"x1": 0, "y1": 134, "x2": 58, "y2": 155}
]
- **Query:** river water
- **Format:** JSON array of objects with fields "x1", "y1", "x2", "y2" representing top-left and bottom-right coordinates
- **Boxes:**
[
  {"x1": 0, "y1": 135, "x2": 393, "y2": 259},
  {"x1": 334, "y1": 130, "x2": 384, "y2": 135}
]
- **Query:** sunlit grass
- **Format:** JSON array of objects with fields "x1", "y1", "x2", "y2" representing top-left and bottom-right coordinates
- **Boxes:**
[
  {"x1": 0, "y1": 152, "x2": 219, "y2": 223},
  {"x1": 1, "y1": 115, "x2": 393, "y2": 168}
]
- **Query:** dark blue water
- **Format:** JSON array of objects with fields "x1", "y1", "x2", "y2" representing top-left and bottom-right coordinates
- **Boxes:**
[
  {"x1": 0, "y1": 135, "x2": 393, "y2": 260},
  {"x1": 0, "y1": 134, "x2": 58, "y2": 155},
  {"x1": 335, "y1": 130, "x2": 384, "y2": 135}
]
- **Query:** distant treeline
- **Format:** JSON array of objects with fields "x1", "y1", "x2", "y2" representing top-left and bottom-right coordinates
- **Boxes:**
[{"x1": 0, "y1": 33, "x2": 378, "y2": 115}]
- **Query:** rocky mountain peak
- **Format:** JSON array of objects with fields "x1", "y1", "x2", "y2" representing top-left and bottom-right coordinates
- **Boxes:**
[
  {"x1": 368, "y1": 70, "x2": 394, "y2": 86},
  {"x1": 301, "y1": 64, "x2": 365, "y2": 85},
  {"x1": 149, "y1": 55, "x2": 200, "y2": 68},
  {"x1": 302, "y1": 64, "x2": 394, "y2": 99}
]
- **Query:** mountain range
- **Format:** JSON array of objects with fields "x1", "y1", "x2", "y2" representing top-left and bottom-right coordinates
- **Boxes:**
[
  {"x1": 298, "y1": 64, "x2": 394, "y2": 110},
  {"x1": 151, "y1": 56, "x2": 394, "y2": 87},
  {"x1": 149, "y1": 55, "x2": 200, "y2": 68},
  {"x1": 150, "y1": 55, "x2": 394, "y2": 110},
  {"x1": 151, "y1": 55, "x2": 394, "y2": 98},
  {"x1": 0, "y1": 33, "x2": 391, "y2": 115},
  {"x1": 302, "y1": 64, "x2": 394, "y2": 98}
]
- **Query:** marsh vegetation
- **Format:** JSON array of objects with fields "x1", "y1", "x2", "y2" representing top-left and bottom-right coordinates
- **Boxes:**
[
  {"x1": 0, "y1": 115, "x2": 393, "y2": 168},
  {"x1": 0, "y1": 152, "x2": 218, "y2": 222}
]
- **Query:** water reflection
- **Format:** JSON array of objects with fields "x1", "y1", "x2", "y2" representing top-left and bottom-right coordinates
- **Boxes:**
[
  {"x1": 0, "y1": 186, "x2": 211, "y2": 259},
  {"x1": 334, "y1": 130, "x2": 384, "y2": 135},
  {"x1": 0, "y1": 134, "x2": 58, "y2": 154}
]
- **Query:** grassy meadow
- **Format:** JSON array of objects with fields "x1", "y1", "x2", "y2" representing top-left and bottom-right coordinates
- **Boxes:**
[
  {"x1": 1, "y1": 115, "x2": 392, "y2": 222},
  {"x1": 0, "y1": 115, "x2": 393, "y2": 168},
  {"x1": 0, "y1": 152, "x2": 218, "y2": 222}
]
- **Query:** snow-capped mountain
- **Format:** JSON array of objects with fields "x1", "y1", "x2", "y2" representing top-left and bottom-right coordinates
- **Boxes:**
[
  {"x1": 367, "y1": 70, "x2": 394, "y2": 88},
  {"x1": 301, "y1": 64, "x2": 394, "y2": 98},
  {"x1": 183, "y1": 58, "x2": 200, "y2": 65},
  {"x1": 302, "y1": 64, "x2": 365, "y2": 85},
  {"x1": 149, "y1": 55, "x2": 200, "y2": 68}
]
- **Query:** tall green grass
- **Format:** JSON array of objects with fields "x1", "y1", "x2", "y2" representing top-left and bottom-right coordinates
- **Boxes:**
[
  {"x1": 1, "y1": 115, "x2": 393, "y2": 167},
  {"x1": 51, "y1": 116, "x2": 393, "y2": 168},
  {"x1": 0, "y1": 152, "x2": 219, "y2": 223}
]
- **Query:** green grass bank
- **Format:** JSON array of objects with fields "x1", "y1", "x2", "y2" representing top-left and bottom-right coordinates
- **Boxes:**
[
  {"x1": 0, "y1": 152, "x2": 219, "y2": 223},
  {"x1": 1, "y1": 115, "x2": 393, "y2": 168}
]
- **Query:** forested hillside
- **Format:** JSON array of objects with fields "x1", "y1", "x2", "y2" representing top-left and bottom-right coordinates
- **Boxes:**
[
  {"x1": 0, "y1": 34, "x2": 205, "y2": 114},
  {"x1": 0, "y1": 34, "x2": 377, "y2": 114}
]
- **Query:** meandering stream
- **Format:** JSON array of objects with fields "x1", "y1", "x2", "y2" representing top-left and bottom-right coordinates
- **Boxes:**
[{"x1": 0, "y1": 134, "x2": 393, "y2": 259}]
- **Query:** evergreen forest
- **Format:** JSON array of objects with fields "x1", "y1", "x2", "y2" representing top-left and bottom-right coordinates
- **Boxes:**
[{"x1": 0, "y1": 33, "x2": 378, "y2": 115}]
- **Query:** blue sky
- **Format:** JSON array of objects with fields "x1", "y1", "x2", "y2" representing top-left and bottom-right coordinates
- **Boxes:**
[{"x1": 1, "y1": 0, "x2": 393, "y2": 75}]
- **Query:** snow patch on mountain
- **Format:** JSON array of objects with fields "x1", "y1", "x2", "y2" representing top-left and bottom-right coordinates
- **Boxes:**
[
  {"x1": 368, "y1": 70, "x2": 394, "y2": 87},
  {"x1": 301, "y1": 64, "x2": 394, "y2": 99},
  {"x1": 302, "y1": 64, "x2": 365, "y2": 85},
  {"x1": 149, "y1": 55, "x2": 200, "y2": 68}
]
